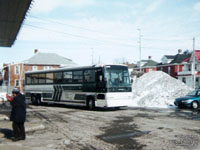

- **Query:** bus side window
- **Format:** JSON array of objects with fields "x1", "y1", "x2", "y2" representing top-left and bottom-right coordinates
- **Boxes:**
[
  {"x1": 46, "y1": 73, "x2": 54, "y2": 84},
  {"x1": 54, "y1": 72, "x2": 63, "y2": 84},
  {"x1": 26, "y1": 74, "x2": 32, "y2": 84},
  {"x1": 32, "y1": 74, "x2": 39, "y2": 84},
  {"x1": 73, "y1": 70, "x2": 83, "y2": 83},
  {"x1": 38, "y1": 73, "x2": 46, "y2": 84},
  {"x1": 84, "y1": 70, "x2": 95, "y2": 82},
  {"x1": 63, "y1": 71, "x2": 72, "y2": 83}
]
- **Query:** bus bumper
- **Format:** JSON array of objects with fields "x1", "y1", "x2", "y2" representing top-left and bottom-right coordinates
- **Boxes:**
[{"x1": 96, "y1": 92, "x2": 132, "y2": 107}]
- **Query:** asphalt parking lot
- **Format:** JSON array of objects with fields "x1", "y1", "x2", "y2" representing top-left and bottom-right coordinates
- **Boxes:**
[{"x1": 0, "y1": 103, "x2": 200, "y2": 150}]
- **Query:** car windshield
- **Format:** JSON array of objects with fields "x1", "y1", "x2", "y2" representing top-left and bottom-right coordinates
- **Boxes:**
[
  {"x1": 187, "y1": 90, "x2": 200, "y2": 96},
  {"x1": 104, "y1": 65, "x2": 131, "y2": 88}
]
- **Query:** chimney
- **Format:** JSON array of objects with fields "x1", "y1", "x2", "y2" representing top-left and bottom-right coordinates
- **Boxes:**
[
  {"x1": 148, "y1": 56, "x2": 152, "y2": 60},
  {"x1": 34, "y1": 49, "x2": 38, "y2": 54},
  {"x1": 178, "y1": 49, "x2": 182, "y2": 54}
]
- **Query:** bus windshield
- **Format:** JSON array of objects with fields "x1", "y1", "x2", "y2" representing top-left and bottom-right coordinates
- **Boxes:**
[{"x1": 104, "y1": 66, "x2": 131, "y2": 88}]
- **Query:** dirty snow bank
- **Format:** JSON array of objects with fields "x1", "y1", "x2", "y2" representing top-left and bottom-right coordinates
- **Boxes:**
[{"x1": 129, "y1": 71, "x2": 192, "y2": 108}]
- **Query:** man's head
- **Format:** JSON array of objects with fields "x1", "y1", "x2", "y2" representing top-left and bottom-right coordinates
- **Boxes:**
[{"x1": 12, "y1": 88, "x2": 20, "y2": 96}]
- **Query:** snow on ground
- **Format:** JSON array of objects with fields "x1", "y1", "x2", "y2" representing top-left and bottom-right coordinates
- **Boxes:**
[{"x1": 129, "y1": 71, "x2": 192, "y2": 108}]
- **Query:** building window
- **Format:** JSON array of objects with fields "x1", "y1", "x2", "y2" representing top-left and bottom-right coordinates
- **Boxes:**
[
  {"x1": 182, "y1": 77, "x2": 186, "y2": 83},
  {"x1": 32, "y1": 66, "x2": 38, "y2": 71},
  {"x1": 44, "y1": 66, "x2": 51, "y2": 70},
  {"x1": 15, "y1": 65, "x2": 20, "y2": 75},
  {"x1": 15, "y1": 79, "x2": 20, "y2": 87},
  {"x1": 168, "y1": 67, "x2": 171, "y2": 74},
  {"x1": 188, "y1": 65, "x2": 191, "y2": 71}
]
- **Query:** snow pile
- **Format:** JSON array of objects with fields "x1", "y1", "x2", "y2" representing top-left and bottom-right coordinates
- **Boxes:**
[{"x1": 129, "y1": 71, "x2": 192, "y2": 108}]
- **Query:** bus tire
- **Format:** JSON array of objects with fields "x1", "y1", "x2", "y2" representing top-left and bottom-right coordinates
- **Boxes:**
[
  {"x1": 36, "y1": 95, "x2": 42, "y2": 105},
  {"x1": 87, "y1": 99, "x2": 95, "y2": 110},
  {"x1": 31, "y1": 95, "x2": 38, "y2": 105}
]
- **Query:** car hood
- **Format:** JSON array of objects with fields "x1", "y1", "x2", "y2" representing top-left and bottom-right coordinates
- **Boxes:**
[{"x1": 175, "y1": 96, "x2": 195, "y2": 101}]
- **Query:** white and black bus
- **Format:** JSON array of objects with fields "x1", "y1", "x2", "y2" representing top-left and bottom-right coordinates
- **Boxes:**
[{"x1": 24, "y1": 64, "x2": 132, "y2": 109}]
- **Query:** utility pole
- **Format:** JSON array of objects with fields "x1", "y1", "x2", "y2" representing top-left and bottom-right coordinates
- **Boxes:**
[
  {"x1": 91, "y1": 48, "x2": 94, "y2": 65},
  {"x1": 193, "y1": 37, "x2": 196, "y2": 89},
  {"x1": 138, "y1": 29, "x2": 142, "y2": 72}
]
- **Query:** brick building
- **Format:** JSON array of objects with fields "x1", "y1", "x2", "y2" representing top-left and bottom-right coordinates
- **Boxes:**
[{"x1": 2, "y1": 50, "x2": 78, "y2": 93}]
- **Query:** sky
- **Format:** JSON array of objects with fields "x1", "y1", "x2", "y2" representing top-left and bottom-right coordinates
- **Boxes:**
[{"x1": 1, "y1": 0, "x2": 200, "y2": 66}]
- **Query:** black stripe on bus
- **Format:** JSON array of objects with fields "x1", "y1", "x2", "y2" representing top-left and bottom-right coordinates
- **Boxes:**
[
  {"x1": 60, "y1": 100, "x2": 85, "y2": 104},
  {"x1": 63, "y1": 86, "x2": 82, "y2": 91}
]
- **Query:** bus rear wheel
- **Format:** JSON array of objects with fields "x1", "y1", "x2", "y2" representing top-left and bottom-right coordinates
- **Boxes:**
[
  {"x1": 31, "y1": 95, "x2": 37, "y2": 105},
  {"x1": 36, "y1": 95, "x2": 42, "y2": 105},
  {"x1": 87, "y1": 99, "x2": 95, "y2": 110}
]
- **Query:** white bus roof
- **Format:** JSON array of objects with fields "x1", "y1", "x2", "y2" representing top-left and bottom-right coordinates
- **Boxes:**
[{"x1": 25, "y1": 64, "x2": 128, "y2": 74}]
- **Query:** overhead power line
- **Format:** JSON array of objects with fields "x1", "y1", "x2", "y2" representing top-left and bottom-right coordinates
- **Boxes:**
[
  {"x1": 28, "y1": 15, "x2": 138, "y2": 41},
  {"x1": 24, "y1": 23, "x2": 138, "y2": 47}
]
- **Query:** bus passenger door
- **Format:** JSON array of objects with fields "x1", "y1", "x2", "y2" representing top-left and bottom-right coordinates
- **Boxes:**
[{"x1": 96, "y1": 69, "x2": 105, "y2": 92}]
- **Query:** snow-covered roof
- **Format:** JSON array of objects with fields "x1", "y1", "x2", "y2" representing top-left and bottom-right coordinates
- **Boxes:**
[{"x1": 23, "y1": 52, "x2": 78, "y2": 67}]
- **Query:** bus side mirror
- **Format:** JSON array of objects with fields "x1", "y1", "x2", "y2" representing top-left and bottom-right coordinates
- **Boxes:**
[{"x1": 131, "y1": 79, "x2": 133, "y2": 83}]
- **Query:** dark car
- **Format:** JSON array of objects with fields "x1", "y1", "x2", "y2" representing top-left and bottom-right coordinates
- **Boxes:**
[{"x1": 174, "y1": 90, "x2": 200, "y2": 109}]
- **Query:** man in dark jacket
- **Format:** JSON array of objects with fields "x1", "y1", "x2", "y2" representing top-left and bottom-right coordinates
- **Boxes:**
[{"x1": 7, "y1": 88, "x2": 26, "y2": 141}]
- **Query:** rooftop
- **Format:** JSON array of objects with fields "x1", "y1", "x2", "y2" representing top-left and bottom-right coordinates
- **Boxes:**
[
  {"x1": 164, "y1": 55, "x2": 176, "y2": 59},
  {"x1": 142, "y1": 60, "x2": 158, "y2": 67},
  {"x1": 170, "y1": 53, "x2": 191, "y2": 64},
  {"x1": 24, "y1": 52, "x2": 78, "y2": 67}
]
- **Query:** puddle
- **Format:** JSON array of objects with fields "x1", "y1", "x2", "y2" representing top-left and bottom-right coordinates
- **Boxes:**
[
  {"x1": 169, "y1": 109, "x2": 200, "y2": 121},
  {"x1": 102, "y1": 131, "x2": 150, "y2": 141},
  {"x1": 97, "y1": 116, "x2": 149, "y2": 150}
]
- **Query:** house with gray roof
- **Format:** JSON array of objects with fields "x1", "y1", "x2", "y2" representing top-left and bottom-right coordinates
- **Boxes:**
[
  {"x1": 24, "y1": 50, "x2": 78, "y2": 68},
  {"x1": 157, "y1": 50, "x2": 191, "y2": 78},
  {"x1": 141, "y1": 57, "x2": 158, "y2": 73},
  {"x1": 2, "y1": 49, "x2": 78, "y2": 92},
  {"x1": 134, "y1": 56, "x2": 158, "y2": 73}
]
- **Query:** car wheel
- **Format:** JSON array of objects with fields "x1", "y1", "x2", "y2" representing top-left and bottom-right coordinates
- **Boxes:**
[
  {"x1": 191, "y1": 101, "x2": 199, "y2": 109},
  {"x1": 178, "y1": 104, "x2": 184, "y2": 109}
]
